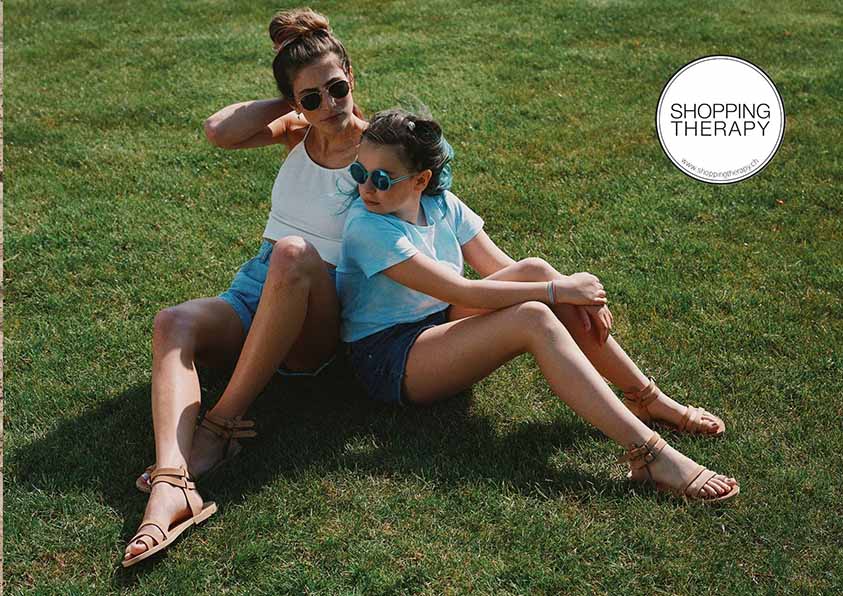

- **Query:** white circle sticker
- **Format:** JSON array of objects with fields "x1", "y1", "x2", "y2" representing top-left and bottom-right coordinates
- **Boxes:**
[{"x1": 656, "y1": 55, "x2": 785, "y2": 184}]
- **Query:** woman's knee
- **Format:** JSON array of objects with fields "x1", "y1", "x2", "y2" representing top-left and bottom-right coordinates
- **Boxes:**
[
  {"x1": 516, "y1": 257, "x2": 558, "y2": 281},
  {"x1": 153, "y1": 306, "x2": 201, "y2": 352},
  {"x1": 267, "y1": 236, "x2": 322, "y2": 284}
]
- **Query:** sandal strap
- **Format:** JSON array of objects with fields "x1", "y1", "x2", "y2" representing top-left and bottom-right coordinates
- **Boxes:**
[
  {"x1": 623, "y1": 377, "x2": 661, "y2": 409},
  {"x1": 682, "y1": 466, "x2": 717, "y2": 498},
  {"x1": 132, "y1": 520, "x2": 167, "y2": 545},
  {"x1": 678, "y1": 406, "x2": 700, "y2": 432},
  {"x1": 200, "y1": 412, "x2": 257, "y2": 441},
  {"x1": 149, "y1": 466, "x2": 201, "y2": 516},
  {"x1": 617, "y1": 432, "x2": 666, "y2": 469},
  {"x1": 150, "y1": 467, "x2": 196, "y2": 489}
]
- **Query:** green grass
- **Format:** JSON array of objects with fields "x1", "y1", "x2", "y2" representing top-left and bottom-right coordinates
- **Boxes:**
[{"x1": 5, "y1": 0, "x2": 843, "y2": 593}]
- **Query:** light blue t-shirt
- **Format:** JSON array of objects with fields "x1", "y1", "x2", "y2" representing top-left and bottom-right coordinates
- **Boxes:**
[{"x1": 337, "y1": 190, "x2": 485, "y2": 342}]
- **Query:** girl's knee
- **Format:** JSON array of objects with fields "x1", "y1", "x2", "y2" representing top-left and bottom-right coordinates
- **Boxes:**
[
  {"x1": 512, "y1": 301, "x2": 560, "y2": 330},
  {"x1": 517, "y1": 257, "x2": 558, "y2": 281}
]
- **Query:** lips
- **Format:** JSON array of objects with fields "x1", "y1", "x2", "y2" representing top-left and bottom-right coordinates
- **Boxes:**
[{"x1": 324, "y1": 112, "x2": 344, "y2": 122}]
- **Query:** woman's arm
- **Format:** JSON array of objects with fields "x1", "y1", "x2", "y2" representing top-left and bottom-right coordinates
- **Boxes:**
[
  {"x1": 203, "y1": 98, "x2": 304, "y2": 150},
  {"x1": 382, "y1": 253, "x2": 606, "y2": 310}
]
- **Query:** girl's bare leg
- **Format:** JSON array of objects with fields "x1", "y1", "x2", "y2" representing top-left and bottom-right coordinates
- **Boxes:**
[
  {"x1": 404, "y1": 302, "x2": 736, "y2": 497},
  {"x1": 449, "y1": 259, "x2": 719, "y2": 432},
  {"x1": 124, "y1": 297, "x2": 245, "y2": 561},
  {"x1": 189, "y1": 236, "x2": 340, "y2": 475}
]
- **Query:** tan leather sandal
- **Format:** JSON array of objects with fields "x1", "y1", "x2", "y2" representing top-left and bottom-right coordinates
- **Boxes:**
[
  {"x1": 135, "y1": 413, "x2": 256, "y2": 494},
  {"x1": 623, "y1": 377, "x2": 725, "y2": 437},
  {"x1": 122, "y1": 466, "x2": 217, "y2": 567},
  {"x1": 618, "y1": 432, "x2": 739, "y2": 503}
]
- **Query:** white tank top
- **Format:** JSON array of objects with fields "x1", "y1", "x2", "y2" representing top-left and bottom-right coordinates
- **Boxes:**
[{"x1": 262, "y1": 127, "x2": 356, "y2": 265}]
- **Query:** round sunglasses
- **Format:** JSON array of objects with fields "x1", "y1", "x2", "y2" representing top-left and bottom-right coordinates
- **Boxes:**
[
  {"x1": 349, "y1": 161, "x2": 415, "y2": 192},
  {"x1": 298, "y1": 79, "x2": 350, "y2": 111}
]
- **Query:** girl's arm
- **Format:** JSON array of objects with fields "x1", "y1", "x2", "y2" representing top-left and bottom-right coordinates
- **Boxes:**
[
  {"x1": 203, "y1": 98, "x2": 305, "y2": 150},
  {"x1": 382, "y1": 252, "x2": 606, "y2": 310},
  {"x1": 460, "y1": 231, "x2": 516, "y2": 277}
]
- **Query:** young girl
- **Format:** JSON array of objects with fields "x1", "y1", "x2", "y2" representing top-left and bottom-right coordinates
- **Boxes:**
[{"x1": 336, "y1": 108, "x2": 739, "y2": 502}]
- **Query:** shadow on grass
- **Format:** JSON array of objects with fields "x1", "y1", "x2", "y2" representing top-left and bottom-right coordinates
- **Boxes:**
[{"x1": 8, "y1": 357, "x2": 615, "y2": 581}]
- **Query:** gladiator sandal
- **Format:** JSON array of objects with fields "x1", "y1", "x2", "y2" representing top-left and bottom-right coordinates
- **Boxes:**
[
  {"x1": 135, "y1": 413, "x2": 257, "y2": 494},
  {"x1": 122, "y1": 466, "x2": 217, "y2": 567},
  {"x1": 617, "y1": 432, "x2": 739, "y2": 503},
  {"x1": 623, "y1": 377, "x2": 725, "y2": 437}
]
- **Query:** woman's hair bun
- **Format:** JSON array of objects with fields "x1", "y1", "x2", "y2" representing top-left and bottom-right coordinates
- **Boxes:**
[{"x1": 270, "y1": 7, "x2": 331, "y2": 54}]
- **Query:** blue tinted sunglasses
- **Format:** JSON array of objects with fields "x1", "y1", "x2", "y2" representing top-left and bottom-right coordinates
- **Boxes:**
[{"x1": 349, "y1": 161, "x2": 415, "y2": 192}]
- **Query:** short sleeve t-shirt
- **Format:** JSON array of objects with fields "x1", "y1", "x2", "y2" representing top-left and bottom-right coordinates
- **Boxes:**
[{"x1": 337, "y1": 190, "x2": 484, "y2": 342}]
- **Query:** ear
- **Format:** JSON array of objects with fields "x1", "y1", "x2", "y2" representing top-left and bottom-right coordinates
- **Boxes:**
[{"x1": 413, "y1": 169, "x2": 433, "y2": 192}]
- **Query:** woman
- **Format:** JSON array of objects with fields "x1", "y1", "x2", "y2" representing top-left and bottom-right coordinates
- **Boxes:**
[
  {"x1": 123, "y1": 8, "x2": 367, "y2": 566},
  {"x1": 337, "y1": 108, "x2": 739, "y2": 502}
]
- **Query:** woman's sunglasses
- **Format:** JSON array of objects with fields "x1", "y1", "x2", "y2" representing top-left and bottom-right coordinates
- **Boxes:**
[
  {"x1": 349, "y1": 161, "x2": 415, "y2": 192},
  {"x1": 298, "y1": 79, "x2": 350, "y2": 111}
]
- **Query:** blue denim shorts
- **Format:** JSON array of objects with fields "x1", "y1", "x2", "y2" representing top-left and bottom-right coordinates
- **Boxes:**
[
  {"x1": 346, "y1": 309, "x2": 449, "y2": 405},
  {"x1": 219, "y1": 240, "x2": 338, "y2": 378}
]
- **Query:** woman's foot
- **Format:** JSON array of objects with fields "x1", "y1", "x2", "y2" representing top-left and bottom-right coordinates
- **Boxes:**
[
  {"x1": 135, "y1": 413, "x2": 254, "y2": 493},
  {"x1": 187, "y1": 423, "x2": 232, "y2": 479},
  {"x1": 123, "y1": 470, "x2": 206, "y2": 564},
  {"x1": 623, "y1": 378, "x2": 725, "y2": 436},
  {"x1": 621, "y1": 432, "x2": 738, "y2": 501}
]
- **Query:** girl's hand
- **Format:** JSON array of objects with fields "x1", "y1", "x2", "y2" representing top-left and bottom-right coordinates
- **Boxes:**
[
  {"x1": 575, "y1": 304, "x2": 614, "y2": 346},
  {"x1": 553, "y1": 273, "x2": 607, "y2": 306}
]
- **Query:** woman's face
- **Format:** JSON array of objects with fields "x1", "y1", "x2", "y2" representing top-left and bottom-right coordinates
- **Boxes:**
[{"x1": 291, "y1": 54, "x2": 354, "y2": 132}]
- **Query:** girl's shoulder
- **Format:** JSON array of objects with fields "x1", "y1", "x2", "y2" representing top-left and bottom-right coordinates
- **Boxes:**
[{"x1": 344, "y1": 197, "x2": 404, "y2": 233}]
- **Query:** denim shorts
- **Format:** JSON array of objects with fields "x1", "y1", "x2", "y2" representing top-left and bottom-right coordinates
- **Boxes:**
[
  {"x1": 219, "y1": 239, "x2": 338, "y2": 378},
  {"x1": 346, "y1": 309, "x2": 449, "y2": 405}
]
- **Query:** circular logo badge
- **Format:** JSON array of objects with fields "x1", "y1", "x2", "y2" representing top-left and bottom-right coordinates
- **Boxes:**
[{"x1": 656, "y1": 55, "x2": 785, "y2": 184}]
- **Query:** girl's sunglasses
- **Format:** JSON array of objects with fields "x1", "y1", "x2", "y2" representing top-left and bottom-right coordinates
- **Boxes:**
[
  {"x1": 349, "y1": 161, "x2": 415, "y2": 192},
  {"x1": 298, "y1": 79, "x2": 350, "y2": 111}
]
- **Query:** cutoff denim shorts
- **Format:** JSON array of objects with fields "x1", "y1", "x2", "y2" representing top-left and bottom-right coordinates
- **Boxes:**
[
  {"x1": 346, "y1": 309, "x2": 449, "y2": 405},
  {"x1": 219, "y1": 239, "x2": 338, "y2": 378}
]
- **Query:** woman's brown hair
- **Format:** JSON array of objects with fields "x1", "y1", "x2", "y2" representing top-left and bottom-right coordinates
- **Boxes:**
[{"x1": 269, "y1": 8, "x2": 353, "y2": 100}]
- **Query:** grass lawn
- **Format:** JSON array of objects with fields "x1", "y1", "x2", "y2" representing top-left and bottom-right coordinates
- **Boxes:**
[{"x1": 5, "y1": 0, "x2": 842, "y2": 593}]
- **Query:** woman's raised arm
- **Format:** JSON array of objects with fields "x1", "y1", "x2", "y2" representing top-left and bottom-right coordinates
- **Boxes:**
[
  {"x1": 383, "y1": 253, "x2": 606, "y2": 310},
  {"x1": 203, "y1": 98, "x2": 303, "y2": 150}
]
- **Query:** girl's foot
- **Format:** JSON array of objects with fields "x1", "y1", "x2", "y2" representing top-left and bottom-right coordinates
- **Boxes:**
[
  {"x1": 620, "y1": 432, "x2": 739, "y2": 501},
  {"x1": 623, "y1": 378, "x2": 725, "y2": 436}
]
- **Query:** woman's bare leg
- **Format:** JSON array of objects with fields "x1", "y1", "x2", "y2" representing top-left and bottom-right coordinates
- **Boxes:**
[
  {"x1": 189, "y1": 236, "x2": 340, "y2": 474},
  {"x1": 450, "y1": 259, "x2": 719, "y2": 432},
  {"x1": 127, "y1": 236, "x2": 340, "y2": 562},
  {"x1": 403, "y1": 302, "x2": 736, "y2": 497},
  {"x1": 124, "y1": 297, "x2": 245, "y2": 562}
]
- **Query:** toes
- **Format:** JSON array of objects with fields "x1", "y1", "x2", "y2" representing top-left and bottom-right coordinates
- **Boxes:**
[{"x1": 124, "y1": 540, "x2": 147, "y2": 559}]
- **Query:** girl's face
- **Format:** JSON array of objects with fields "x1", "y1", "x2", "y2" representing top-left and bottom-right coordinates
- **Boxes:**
[
  {"x1": 291, "y1": 54, "x2": 354, "y2": 131},
  {"x1": 355, "y1": 140, "x2": 430, "y2": 222}
]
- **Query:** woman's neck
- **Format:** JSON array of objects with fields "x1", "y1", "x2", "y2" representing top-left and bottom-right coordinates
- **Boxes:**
[{"x1": 308, "y1": 114, "x2": 367, "y2": 157}]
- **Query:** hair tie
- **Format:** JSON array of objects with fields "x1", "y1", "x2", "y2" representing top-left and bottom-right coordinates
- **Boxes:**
[{"x1": 406, "y1": 120, "x2": 416, "y2": 131}]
